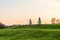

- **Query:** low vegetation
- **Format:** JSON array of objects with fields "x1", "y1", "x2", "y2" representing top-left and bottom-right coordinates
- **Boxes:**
[{"x1": 0, "y1": 24, "x2": 60, "y2": 40}]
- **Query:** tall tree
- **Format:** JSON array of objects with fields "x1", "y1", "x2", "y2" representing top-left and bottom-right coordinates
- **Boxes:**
[
  {"x1": 51, "y1": 18, "x2": 56, "y2": 24},
  {"x1": 0, "y1": 22, "x2": 5, "y2": 28},
  {"x1": 38, "y1": 17, "x2": 41, "y2": 25},
  {"x1": 29, "y1": 19, "x2": 32, "y2": 25},
  {"x1": 56, "y1": 19, "x2": 60, "y2": 24}
]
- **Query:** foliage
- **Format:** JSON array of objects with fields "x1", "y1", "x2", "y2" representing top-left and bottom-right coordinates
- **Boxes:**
[
  {"x1": 29, "y1": 19, "x2": 32, "y2": 25},
  {"x1": 0, "y1": 23, "x2": 6, "y2": 28},
  {"x1": 38, "y1": 17, "x2": 41, "y2": 24}
]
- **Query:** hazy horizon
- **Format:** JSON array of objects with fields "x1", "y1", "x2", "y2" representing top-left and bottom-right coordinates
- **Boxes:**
[{"x1": 0, "y1": 0, "x2": 60, "y2": 25}]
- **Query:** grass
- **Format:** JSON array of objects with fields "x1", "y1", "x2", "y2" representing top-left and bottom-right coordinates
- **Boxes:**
[
  {"x1": 13, "y1": 24, "x2": 60, "y2": 29},
  {"x1": 0, "y1": 24, "x2": 60, "y2": 40}
]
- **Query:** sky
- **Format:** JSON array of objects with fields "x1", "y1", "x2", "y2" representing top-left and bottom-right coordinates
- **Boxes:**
[{"x1": 0, "y1": 0, "x2": 60, "y2": 25}]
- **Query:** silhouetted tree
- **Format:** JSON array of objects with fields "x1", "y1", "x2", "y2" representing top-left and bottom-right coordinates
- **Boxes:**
[
  {"x1": 29, "y1": 19, "x2": 32, "y2": 25},
  {"x1": 38, "y1": 17, "x2": 41, "y2": 25},
  {"x1": 56, "y1": 19, "x2": 60, "y2": 24},
  {"x1": 51, "y1": 18, "x2": 56, "y2": 24},
  {"x1": 0, "y1": 22, "x2": 5, "y2": 28}
]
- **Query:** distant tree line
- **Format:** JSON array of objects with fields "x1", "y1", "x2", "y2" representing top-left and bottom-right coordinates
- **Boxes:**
[
  {"x1": 51, "y1": 18, "x2": 60, "y2": 24},
  {"x1": 0, "y1": 17, "x2": 60, "y2": 28},
  {"x1": 29, "y1": 17, "x2": 41, "y2": 25},
  {"x1": 29, "y1": 17, "x2": 60, "y2": 25}
]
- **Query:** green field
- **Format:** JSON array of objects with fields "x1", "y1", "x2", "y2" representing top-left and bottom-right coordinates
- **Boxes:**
[{"x1": 0, "y1": 24, "x2": 60, "y2": 40}]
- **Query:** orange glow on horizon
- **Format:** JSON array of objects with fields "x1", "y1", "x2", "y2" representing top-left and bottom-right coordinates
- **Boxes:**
[{"x1": 0, "y1": 17, "x2": 51, "y2": 25}]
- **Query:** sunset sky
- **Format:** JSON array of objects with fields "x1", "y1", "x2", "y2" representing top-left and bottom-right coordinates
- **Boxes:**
[{"x1": 0, "y1": 0, "x2": 60, "y2": 25}]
